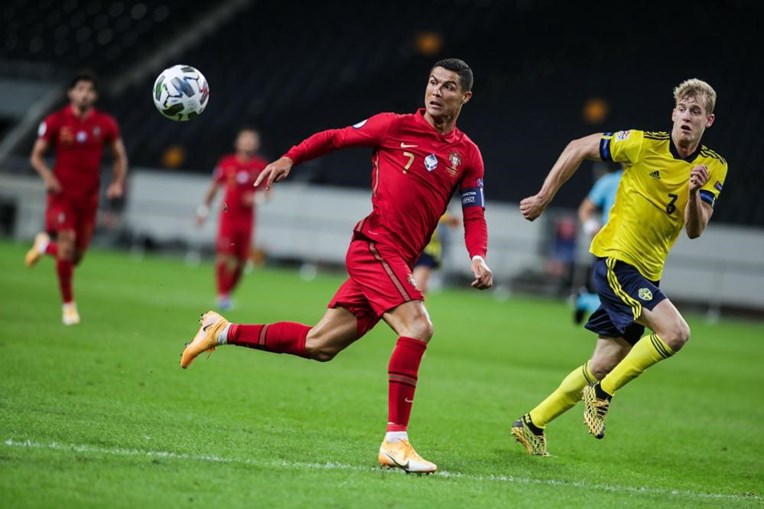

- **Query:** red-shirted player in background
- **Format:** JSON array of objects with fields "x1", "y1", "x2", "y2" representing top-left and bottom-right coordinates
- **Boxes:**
[
  {"x1": 180, "y1": 59, "x2": 493, "y2": 473},
  {"x1": 25, "y1": 71, "x2": 128, "y2": 325},
  {"x1": 196, "y1": 128, "x2": 268, "y2": 310}
]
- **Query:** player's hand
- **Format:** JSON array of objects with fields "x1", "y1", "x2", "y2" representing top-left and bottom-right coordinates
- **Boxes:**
[
  {"x1": 519, "y1": 194, "x2": 548, "y2": 221},
  {"x1": 256, "y1": 156, "x2": 294, "y2": 190},
  {"x1": 689, "y1": 164, "x2": 709, "y2": 193},
  {"x1": 470, "y1": 256, "x2": 493, "y2": 290},
  {"x1": 106, "y1": 182, "x2": 124, "y2": 199},
  {"x1": 43, "y1": 173, "x2": 62, "y2": 194}
]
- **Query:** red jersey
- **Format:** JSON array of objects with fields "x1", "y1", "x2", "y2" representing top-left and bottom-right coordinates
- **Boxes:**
[
  {"x1": 285, "y1": 109, "x2": 487, "y2": 265},
  {"x1": 38, "y1": 105, "x2": 120, "y2": 201},
  {"x1": 213, "y1": 154, "x2": 268, "y2": 222}
]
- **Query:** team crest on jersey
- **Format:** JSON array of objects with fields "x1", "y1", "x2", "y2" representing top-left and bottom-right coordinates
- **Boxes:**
[
  {"x1": 76, "y1": 130, "x2": 88, "y2": 143},
  {"x1": 236, "y1": 171, "x2": 250, "y2": 184},
  {"x1": 447, "y1": 151, "x2": 462, "y2": 177},
  {"x1": 352, "y1": 119, "x2": 368, "y2": 129},
  {"x1": 638, "y1": 288, "x2": 653, "y2": 301},
  {"x1": 615, "y1": 130, "x2": 631, "y2": 141},
  {"x1": 424, "y1": 154, "x2": 438, "y2": 172}
]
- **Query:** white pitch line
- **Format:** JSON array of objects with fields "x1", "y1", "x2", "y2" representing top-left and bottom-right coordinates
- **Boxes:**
[{"x1": 3, "y1": 438, "x2": 759, "y2": 503}]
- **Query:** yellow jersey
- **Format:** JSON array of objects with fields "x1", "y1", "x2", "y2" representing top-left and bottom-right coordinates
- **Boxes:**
[{"x1": 591, "y1": 129, "x2": 728, "y2": 280}]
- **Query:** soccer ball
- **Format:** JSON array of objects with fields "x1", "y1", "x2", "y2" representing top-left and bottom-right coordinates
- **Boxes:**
[{"x1": 152, "y1": 65, "x2": 209, "y2": 121}]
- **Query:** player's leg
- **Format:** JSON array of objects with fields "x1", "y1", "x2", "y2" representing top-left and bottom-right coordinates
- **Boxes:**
[
  {"x1": 598, "y1": 298, "x2": 687, "y2": 396},
  {"x1": 377, "y1": 299, "x2": 437, "y2": 473},
  {"x1": 581, "y1": 257, "x2": 669, "y2": 438},
  {"x1": 56, "y1": 228, "x2": 78, "y2": 325},
  {"x1": 214, "y1": 224, "x2": 234, "y2": 308},
  {"x1": 180, "y1": 278, "x2": 369, "y2": 368},
  {"x1": 511, "y1": 331, "x2": 629, "y2": 455},
  {"x1": 227, "y1": 227, "x2": 250, "y2": 296},
  {"x1": 412, "y1": 265, "x2": 431, "y2": 294}
]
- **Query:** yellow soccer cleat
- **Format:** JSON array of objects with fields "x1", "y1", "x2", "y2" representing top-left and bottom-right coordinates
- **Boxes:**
[
  {"x1": 25, "y1": 232, "x2": 50, "y2": 267},
  {"x1": 582, "y1": 383, "x2": 610, "y2": 439},
  {"x1": 511, "y1": 414, "x2": 549, "y2": 456},
  {"x1": 180, "y1": 311, "x2": 229, "y2": 369},
  {"x1": 62, "y1": 302, "x2": 80, "y2": 326},
  {"x1": 378, "y1": 439, "x2": 437, "y2": 474}
]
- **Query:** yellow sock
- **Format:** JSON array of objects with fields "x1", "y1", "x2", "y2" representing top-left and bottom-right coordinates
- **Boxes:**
[
  {"x1": 600, "y1": 333, "x2": 675, "y2": 395},
  {"x1": 529, "y1": 361, "x2": 595, "y2": 428}
]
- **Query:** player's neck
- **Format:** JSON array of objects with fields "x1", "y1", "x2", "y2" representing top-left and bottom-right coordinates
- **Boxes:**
[
  {"x1": 424, "y1": 111, "x2": 458, "y2": 135},
  {"x1": 671, "y1": 134, "x2": 701, "y2": 159},
  {"x1": 70, "y1": 104, "x2": 92, "y2": 119},
  {"x1": 236, "y1": 153, "x2": 253, "y2": 163}
]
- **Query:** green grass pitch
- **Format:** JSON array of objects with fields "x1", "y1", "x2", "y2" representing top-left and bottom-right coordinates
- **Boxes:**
[{"x1": 1, "y1": 240, "x2": 762, "y2": 508}]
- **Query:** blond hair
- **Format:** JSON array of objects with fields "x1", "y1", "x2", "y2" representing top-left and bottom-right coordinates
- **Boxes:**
[{"x1": 674, "y1": 78, "x2": 717, "y2": 114}]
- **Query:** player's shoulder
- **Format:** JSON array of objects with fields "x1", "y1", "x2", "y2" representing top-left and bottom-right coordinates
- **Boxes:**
[{"x1": 698, "y1": 144, "x2": 727, "y2": 167}]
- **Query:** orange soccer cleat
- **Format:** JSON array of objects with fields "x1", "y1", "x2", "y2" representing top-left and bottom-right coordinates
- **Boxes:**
[
  {"x1": 378, "y1": 439, "x2": 437, "y2": 474},
  {"x1": 25, "y1": 232, "x2": 50, "y2": 268},
  {"x1": 180, "y1": 311, "x2": 230, "y2": 369}
]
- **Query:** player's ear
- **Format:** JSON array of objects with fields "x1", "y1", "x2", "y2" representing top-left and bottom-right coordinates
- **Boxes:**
[
  {"x1": 462, "y1": 90, "x2": 473, "y2": 105},
  {"x1": 705, "y1": 113, "x2": 715, "y2": 128}
]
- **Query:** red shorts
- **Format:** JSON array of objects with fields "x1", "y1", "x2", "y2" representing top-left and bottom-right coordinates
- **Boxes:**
[
  {"x1": 328, "y1": 237, "x2": 424, "y2": 338},
  {"x1": 45, "y1": 193, "x2": 97, "y2": 252},
  {"x1": 217, "y1": 217, "x2": 253, "y2": 259}
]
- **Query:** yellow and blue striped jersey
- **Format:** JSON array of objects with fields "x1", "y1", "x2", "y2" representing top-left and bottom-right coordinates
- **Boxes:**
[{"x1": 591, "y1": 129, "x2": 728, "y2": 280}]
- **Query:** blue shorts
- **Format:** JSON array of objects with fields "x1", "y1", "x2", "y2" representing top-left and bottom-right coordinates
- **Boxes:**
[
  {"x1": 414, "y1": 252, "x2": 440, "y2": 269},
  {"x1": 584, "y1": 257, "x2": 667, "y2": 345}
]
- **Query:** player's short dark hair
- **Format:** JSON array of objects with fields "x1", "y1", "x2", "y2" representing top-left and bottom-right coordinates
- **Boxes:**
[
  {"x1": 432, "y1": 58, "x2": 473, "y2": 92},
  {"x1": 68, "y1": 70, "x2": 99, "y2": 92}
]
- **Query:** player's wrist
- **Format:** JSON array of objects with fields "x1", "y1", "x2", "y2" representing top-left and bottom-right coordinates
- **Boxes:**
[
  {"x1": 197, "y1": 204, "x2": 210, "y2": 217},
  {"x1": 471, "y1": 255, "x2": 486, "y2": 264}
]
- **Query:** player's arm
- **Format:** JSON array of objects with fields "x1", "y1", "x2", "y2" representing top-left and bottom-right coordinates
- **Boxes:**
[
  {"x1": 461, "y1": 151, "x2": 492, "y2": 290},
  {"x1": 685, "y1": 164, "x2": 714, "y2": 239},
  {"x1": 196, "y1": 181, "x2": 221, "y2": 225},
  {"x1": 255, "y1": 114, "x2": 393, "y2": 189},
  {"x1": 30, "y1": 138, "x2": 61, "y2": 193},
  {"x1": 519, "y1": 133, "x2": 602, "y2": 221},
  {"x1": 578, "y1": 197, "x2": 600, "y2": 237},
  {"x1": 106, "y1": 137, "x2": 128, "y2": 199}
]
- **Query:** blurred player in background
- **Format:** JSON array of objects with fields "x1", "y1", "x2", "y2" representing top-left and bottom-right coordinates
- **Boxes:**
[
  {"x1": 512, "y1": 78, "x2": 727, "y2": 455},
  {"x1": 197, "y1": 128, "x2": 268, "y2": 310},
  {"x1": 573, "y1": 164, "x2": 623, "y2": 324},
  {"x1": 413, "y1": 212, "x2": 460, "y2": 294},
  {"x1": 181, "y1": 58, "x2": 493, "y2": 473},
  {"x1": 25, "y1": 71, "x2": 128, "y2": 325}
]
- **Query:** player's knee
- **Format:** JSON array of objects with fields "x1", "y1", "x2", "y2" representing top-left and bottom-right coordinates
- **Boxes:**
[
  {"x1": 401, "y1": 315, "x2": 433, "y2": 343},
  {"x1": 662, "y1": 321, "x2": 690, "y2": 351},
  {"x1": 58, "y1": 244, "x2": 75, "y2": 260},
  {"x1": 589, "y1": 356, "x2": 618, "y2": 380},
  {"x1": 306, "y1": 343, "x2": 339, "y2": 362}
]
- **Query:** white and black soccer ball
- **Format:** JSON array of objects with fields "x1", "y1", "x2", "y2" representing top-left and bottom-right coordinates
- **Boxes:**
[{"x1": 152, "y1": 65, "x2": 209, "y2": 121}]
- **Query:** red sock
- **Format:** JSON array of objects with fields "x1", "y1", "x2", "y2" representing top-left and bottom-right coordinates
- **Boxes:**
[
  {"x1": 228, "y1": 322, "x2": 310, "y2": 358},
  {"x1": 56, "y1": 258, "x2": 74, "y2": 303},
  {"x1": 215, "y1": 260, "x2": 229, "y2": 296},
  {"x1": 387, "y1": 336, "x2": 428, "y2": 432},
  {"x1": 45, "y1": 241, "x2": 57, "y2": 257}
]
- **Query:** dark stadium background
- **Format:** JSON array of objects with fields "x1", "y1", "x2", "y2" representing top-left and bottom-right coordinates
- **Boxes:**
[{"x1": 1, "y1": 0, "x2": 761, "y2": 226}]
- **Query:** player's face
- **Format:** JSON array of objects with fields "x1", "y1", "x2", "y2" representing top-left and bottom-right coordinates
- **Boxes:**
[
  {"x1": 68, "y1": 80, "x2": 97, "y2": 111},
  {"x1": 424, "y1": 67, "x2": 472, "y2": 121},
  {"x1": 671, "y1": 95, "x2": 715, "y2": 146},
  {"x1": 235, "y1": 130, "x2": 260, "y2": 156}
]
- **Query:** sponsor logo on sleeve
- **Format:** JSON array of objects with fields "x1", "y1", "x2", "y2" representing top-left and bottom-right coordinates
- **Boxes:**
[
  {"x1": 352, "y1": 119, "x2": 368, "y2": 129},
  {"x1": 615, "y1": 130, "x2": 631, "y2": 141},
  {"x1": 638, "y1": 288, "x2": 653, "y2": 301},
  {"x1": 714, "y1": 181, "x2": 723, "y2": 192},
  {"x1": 476, "y1": 177, "x2": 484, "y2": 188},
  {"x1": 38, "y1": 122, "x2": 47, "y2": 137}
]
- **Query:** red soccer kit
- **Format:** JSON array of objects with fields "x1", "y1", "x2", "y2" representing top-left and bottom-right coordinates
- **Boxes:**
[
  {"x1": 213, "y1": 154, "x2": 267, "y2": 259},
  {"x1": 38, "y1": 105, "x2": 120, "y2": 251},
  {"x1": 285, "y1": 109, "x2": 488, "y2": 335}
]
